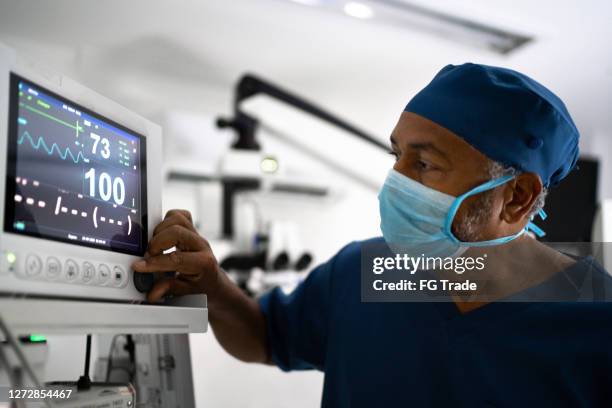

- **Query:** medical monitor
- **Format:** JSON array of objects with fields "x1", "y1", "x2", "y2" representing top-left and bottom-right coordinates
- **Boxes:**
[{"x1": 0, "y1": 45, "x2": 162, "y2": 302}]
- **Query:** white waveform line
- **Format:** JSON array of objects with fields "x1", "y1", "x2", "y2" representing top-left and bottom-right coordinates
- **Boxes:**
[{"x1": 54, "y1": 196, "x2": 62, "y2": 215}]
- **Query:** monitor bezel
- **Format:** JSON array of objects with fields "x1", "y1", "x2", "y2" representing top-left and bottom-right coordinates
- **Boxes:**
[{"x1": 4, "y1": 72, "x2": 149, "y2": 256}]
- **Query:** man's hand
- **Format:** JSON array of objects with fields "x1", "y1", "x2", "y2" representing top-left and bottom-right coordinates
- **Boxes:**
[
  {"x1": 133, "y1": 209, "x2": 270, "y2": 363},
  {"x1": 132, "y1": 209, "x2": 220, "y2": 303}
]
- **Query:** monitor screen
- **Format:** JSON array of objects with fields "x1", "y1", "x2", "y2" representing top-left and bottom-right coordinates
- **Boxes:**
[{"x1": 4, "y1": 73, "x2": 147, "y2": 255}]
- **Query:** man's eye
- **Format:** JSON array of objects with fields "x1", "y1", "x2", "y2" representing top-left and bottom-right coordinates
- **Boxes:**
[
  {"x1": 416, "y1": 160, "x2": 434, "y2": 170},
  {"x1": 388, "y1": 150, "x2": 399, "y2": 161}
]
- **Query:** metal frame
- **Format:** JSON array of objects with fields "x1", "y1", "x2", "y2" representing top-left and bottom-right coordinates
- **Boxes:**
[{"x1": 0, "y1": 295, "x2": 208, "y2": 334}]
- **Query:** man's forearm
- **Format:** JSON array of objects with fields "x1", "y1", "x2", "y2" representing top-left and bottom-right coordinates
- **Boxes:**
[{"x1": 207, "y1": 270, "x2": 271, "y2": 364}]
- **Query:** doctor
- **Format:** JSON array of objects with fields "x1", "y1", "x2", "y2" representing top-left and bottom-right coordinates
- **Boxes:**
[{"x1": 133, "y1": 63, "x2": 612, "y2": 407}]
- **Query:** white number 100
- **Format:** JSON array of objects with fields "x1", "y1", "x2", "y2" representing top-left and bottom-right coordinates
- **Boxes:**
[{"x1": 84, "y1": 168, "x2": 125, "y2": 205}]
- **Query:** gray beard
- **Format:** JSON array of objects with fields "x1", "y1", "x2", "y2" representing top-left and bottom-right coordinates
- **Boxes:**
[{"x1": 453, "y1": 190, "x2": 495, "y2": 242}]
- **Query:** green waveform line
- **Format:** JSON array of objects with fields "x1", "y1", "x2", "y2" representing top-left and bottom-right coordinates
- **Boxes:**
[
  {"x1": 18, "y1": 131, "x2": 90, "y2": 164},
  {"x1": 19, "y1": 102, "x2": 83, "y2": 133}
]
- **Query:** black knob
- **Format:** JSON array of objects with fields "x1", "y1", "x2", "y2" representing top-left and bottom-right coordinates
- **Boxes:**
[{"x1": 133, "y1": 271, "x2": 154, "y2": 293}]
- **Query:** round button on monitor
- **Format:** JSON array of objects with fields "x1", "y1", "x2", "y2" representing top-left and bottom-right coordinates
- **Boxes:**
[
  {"x1": 98, "y1": 264, "x2": 111, "y2": 285},
  {"x1": 46, "y1": 257, "x2": 62, "y2": 280},
  {"x1": 81, "y1": 261, "x2": 96, "y2": 283},
  {"x1": 112, "y1": 265, "x2": 127, "y2": 288},
  {"x1": 25, "y1": 254, "x2": 43, "y2": 277},
  {"x1": 65, "y1": 260, "x2": 80, "y2": 281},
  {"x1": 64, "y1": 259, "x2": 79, "y2": 282}
]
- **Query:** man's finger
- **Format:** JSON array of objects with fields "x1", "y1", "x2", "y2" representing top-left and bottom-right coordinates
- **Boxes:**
[
  {"x1": 153, "y1": 213, "x2": 197, "y2": 236},
  {"x1": 132, "y1": 251, "x2": 212, "y2": 275},
  {"x1": 164, "y1": 209, "x2": 193, "y2": 224},
  {"x1": 147, "y1": 225, "x2": 206, "y2": 256},
  {"x1": 147, "y1": 278, "x2": 194, "y2": 303}
]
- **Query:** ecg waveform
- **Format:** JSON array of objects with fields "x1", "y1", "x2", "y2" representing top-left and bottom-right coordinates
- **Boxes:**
[{"x1": 17, "y1": 131, "x2": 90, "y2": 164}]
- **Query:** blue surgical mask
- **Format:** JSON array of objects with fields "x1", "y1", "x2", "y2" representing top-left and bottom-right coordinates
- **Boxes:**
[{"x1": 378, "y1": 169, "x2": 546, "y2": 257}]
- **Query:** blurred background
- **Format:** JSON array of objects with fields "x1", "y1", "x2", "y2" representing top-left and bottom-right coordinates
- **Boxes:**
[{"x1": 1, "y1": 0, "x2": 611, "y2": 406}]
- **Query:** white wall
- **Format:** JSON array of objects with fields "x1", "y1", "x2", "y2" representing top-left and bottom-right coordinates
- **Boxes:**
[{"x1": 42, "y1": 335, "x2": 98, "y2": 382}]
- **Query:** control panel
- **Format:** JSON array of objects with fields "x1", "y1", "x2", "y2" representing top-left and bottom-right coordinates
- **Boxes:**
[{"x1": 4, "y1": 251, "x2": 128, "y2": 288}]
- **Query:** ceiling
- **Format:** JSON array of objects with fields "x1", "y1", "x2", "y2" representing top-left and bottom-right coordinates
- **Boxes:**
[{"x1": 0, "y1": 0, "x2": 611, "y2": 178}]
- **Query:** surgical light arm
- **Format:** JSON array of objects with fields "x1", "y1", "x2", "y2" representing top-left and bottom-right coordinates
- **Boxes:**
[
  {"x1": 216, "y1": 73, "x2": 389, "y2": 152},
  {"x1": 213, "y1": 74, "x2": 389, "y2": 238}
]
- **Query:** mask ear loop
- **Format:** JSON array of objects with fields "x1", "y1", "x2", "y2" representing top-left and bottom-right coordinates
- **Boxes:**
[
  {"x1": 443, "y1": 175, "x2": 516, "y2": 245},
  {"x1": 526, "y1": 209, "x2": 547, "y2": 238}
]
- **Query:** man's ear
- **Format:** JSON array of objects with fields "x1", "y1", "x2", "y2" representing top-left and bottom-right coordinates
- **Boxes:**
[{"x1": 501, "y1": 173, "x2": 543, "y2": 224}]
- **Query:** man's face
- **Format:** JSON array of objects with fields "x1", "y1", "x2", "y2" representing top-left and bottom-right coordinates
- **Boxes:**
[{"x1": 389, "y1": 111, "x2": 504, "y2": 241}]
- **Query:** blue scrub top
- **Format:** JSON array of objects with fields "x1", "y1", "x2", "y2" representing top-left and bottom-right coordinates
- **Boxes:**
[{"x1": 259, "y1": 237, "x2": 612, "y2": 407}]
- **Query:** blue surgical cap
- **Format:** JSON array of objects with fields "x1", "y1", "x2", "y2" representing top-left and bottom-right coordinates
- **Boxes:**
[{"x1": 405, "y1": 63, "x2": 580, "y2": 187}]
